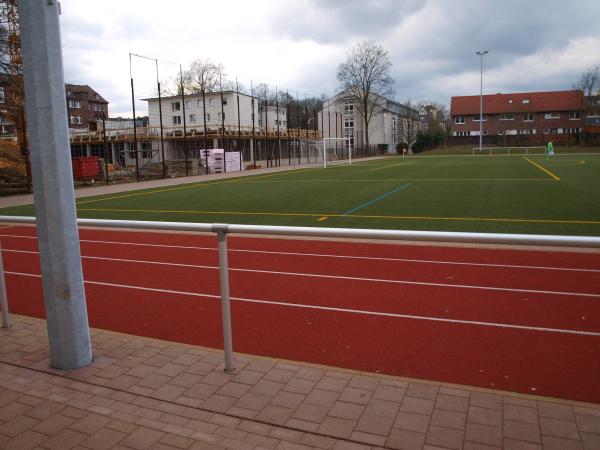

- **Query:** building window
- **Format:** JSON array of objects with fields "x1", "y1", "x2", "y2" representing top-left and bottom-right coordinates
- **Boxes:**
[
  {"x1": 544, "y1": 112, "x2": 560, "y2": 119},
  {"x1": 569, "y1": 111, "x2": 581, "y2": 120},
  {"x1": 222, "y1": 97, "x2": 228, "y2": 105},
  {"x1": 185, "y1": 100, "x2": 192, "y2": 109},
  {"x1": 209, "y1": 98, "x2": 213, "y2": 106},
  {"x1": 66, "y1": 89, "x2": 71, "y2": 96},
  {"x1": 217, "y1": 112, "x2": 225, "y2": 120},
  {"x1": 69, "y1": 116, "x2": 76, "y2": 124},
  {"x1": 189, "y1": 114, "x2": 197, "y2": 123},
  {"x1": 172, "y1": 116, "x2": 181, "y2": 125},
  {"x1": 522, "y1": 99, "x2": 530, "y2": 104},
  {"x1": 455, "y1": 116, "x2": 465, "y2": 124},
  {"x1": 500, "y1": 114, "x2": 514, "y2": 120},
  {"x1": 68, "y1": 100, "x2": 81, "y2": 109},
  {"x1": 518, "y1": 129, "x2": 533, "y2": 135},
  {"x1": 343, "y1": 101, "x2": 354, "y2": 115},
  {"x1": 171, "y1": 102, "x2": 181, "y2": 111},
  {"x1": 197, "y1": 100, "x2": 203, "y2": 108},
  {"x1": 76, "y1": 116, "x2": 82, "y2": 124},
  {"x1": 0, "y1": 87, "x2": 4, "y2": 103},
  {"x1": 473, "y1": 115, "x2": 487, "y2": 122},
  {"x1": 204, "y1": 113, "x2": 210, "y2": 121},
  {"x1": 523, "y1": 113, "x2": 534, "y2": 122}
]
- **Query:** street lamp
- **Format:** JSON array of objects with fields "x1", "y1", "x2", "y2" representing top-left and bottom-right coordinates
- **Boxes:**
[{"x1": 476, "y1": 50, "x2": 488, "y2": 151}]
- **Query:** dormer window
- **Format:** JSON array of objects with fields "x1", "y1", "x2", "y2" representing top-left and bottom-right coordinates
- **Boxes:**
[{"x1": 522, "y1": 99, "x2": 530, "y2": 104}]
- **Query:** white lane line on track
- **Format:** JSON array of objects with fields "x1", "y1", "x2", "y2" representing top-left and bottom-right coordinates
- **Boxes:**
[
  {"x1": 1, "y1": 233, "x2": 599, "y2": 274},
  {"x1": 6, "y1": 270, "x2": 600, "y2": 337},
  {"x1": 5, "y1": 249, "x2": 600, "y2": 298}
]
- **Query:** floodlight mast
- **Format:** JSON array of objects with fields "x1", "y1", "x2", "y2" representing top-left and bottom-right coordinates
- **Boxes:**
[
  {"x1": 18, "y1": 0, "x2": 92, "y2": 369},
  {"x1": 476, "y1": 50, "x2": 488, "y2": 152}
]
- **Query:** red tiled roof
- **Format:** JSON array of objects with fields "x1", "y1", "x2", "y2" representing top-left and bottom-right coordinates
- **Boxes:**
[
  {"x1": 65, "y1": 84, "x2": 108, "y2": 104},
  {"x1": 450, "y1": 90, "x2": 584, "y2": 115}
]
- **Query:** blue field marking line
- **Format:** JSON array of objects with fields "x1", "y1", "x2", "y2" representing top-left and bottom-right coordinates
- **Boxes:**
[{"x1": 343, "y1": 183, "x2": 413, "y2": 216}]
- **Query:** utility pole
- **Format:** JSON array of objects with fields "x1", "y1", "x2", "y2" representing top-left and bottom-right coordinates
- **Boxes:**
[
  {"x1": 180, "y1": 64, "x2": 189, "y2": 176},
  {"x1": 476, "y1": 50, "x2": 488, "y2": 151},
  {"x1": 18, "y1": 0, "x2": 92, "y2": 370}
]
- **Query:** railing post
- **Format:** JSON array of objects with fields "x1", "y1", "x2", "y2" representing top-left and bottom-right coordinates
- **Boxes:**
[
  {"x1": 0, "y1": 243, "x2": 10, "y2": 328},
  {"x1": 213, "y1": 224, "x2": 235, "y2": 372}
]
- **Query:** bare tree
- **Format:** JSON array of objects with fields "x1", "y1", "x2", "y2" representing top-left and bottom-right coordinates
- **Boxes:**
[
  {"x1": 573, "y1": 65, "x2": 599, "y2": 97},
  {"x1": 253, "y1": 83, "x2": 276, "y2": 104},
  {"x1": 337, "y1": 41, "x2": 394, "y2": 149},
  {"x1": 187, "y1": 59, "x2": 224, "y2": 94},
  {"x1": 573, "y1": 65, "x2": 599, "y2": 143}
]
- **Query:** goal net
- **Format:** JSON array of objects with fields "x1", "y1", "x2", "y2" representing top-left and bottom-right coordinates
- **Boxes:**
[{"x1": 322, "y1": 138, "x2": 352, "y2": 168}]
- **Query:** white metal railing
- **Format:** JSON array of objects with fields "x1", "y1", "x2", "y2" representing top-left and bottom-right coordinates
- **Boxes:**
[{"x1": 1, "y1": 215, "x2": 600, "y2": 371}]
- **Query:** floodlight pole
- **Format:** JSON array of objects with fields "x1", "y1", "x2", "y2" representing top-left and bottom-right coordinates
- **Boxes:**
[
  {"x1": 17, "y1": 0, "x2": 92, "y2": 369},
  {"x1": 476, "y1": 50, "x2": 488, "y2": 152}
]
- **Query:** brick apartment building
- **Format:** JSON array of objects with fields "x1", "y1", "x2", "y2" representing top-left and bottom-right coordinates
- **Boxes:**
[
  {"x1": 65, "y1": 84, "x2": 108, "y2": 131},
  {"x1": 0, "y1": 72, "x2": 20, "y2": 135},
  {"x1": 450, "y1": 90, "x2": 585, "y2": 145}
]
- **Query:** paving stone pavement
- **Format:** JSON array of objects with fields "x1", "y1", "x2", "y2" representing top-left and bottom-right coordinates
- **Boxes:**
[{"x1": 1, "y1": 315, "x2": 599, "y2": 450}]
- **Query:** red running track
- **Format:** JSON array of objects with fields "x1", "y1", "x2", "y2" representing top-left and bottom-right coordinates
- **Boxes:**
[{"x1": 1, "y1": 225, "x2": 599, "y2": 403}]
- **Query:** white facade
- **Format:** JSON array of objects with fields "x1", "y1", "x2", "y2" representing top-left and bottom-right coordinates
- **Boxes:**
[
  {"x1": 318, "y1": 89, "x2": 419, "y2": 152},
  {"x1": 258, "y1": 105, "x2": 287, "y2": 131},
  {"x1": 145, "y1": 91, "x2": 259, "y2": 132}
]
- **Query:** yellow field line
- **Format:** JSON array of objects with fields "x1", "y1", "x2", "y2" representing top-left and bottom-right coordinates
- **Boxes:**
[
  {"x1": 522, "y1": 156, "x2": 560, "y2": 181},
  {"x1": 76, "y1": 207, "x2": 600, "y2": 225},
  {"x1": 369, "y1": 161, "x2": 414, "y2": 171},
  {"x1": 76, "y1": 168, "x2": 319, "y2": 206}
]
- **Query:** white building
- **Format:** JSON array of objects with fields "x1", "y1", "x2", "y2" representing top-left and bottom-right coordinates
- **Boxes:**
[
  {"x1": 318, "y1": 89, "x2": 419, "y2": 152},
  {"x1": 144, "y1": 91, "x2": 259, "y2": 133},
  {"x1": 258, "y1": 105, "x2": 287, "y2": 131}
]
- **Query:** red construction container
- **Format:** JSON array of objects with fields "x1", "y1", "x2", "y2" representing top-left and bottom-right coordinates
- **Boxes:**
[{"x1": 72, "y1": 157, "x2": 100, "y2": 180}]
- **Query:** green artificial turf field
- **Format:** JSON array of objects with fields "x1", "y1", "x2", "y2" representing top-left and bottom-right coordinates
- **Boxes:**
[{"x1": 2, "y1": 153, "x2": 600, "y2": 235}]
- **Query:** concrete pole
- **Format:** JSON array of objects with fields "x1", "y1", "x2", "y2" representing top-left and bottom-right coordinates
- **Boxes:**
[
  {"x1": 18, "y1": 1, "x2": 92, "y2": 369},
  {"x1": 477, "y1": 50, "x2": 488, "y2": 151}
]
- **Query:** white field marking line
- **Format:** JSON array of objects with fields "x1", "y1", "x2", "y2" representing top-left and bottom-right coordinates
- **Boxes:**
[
  {"x1": 6, "y1": 271, "x2": 600, "y2": 337},
  {"x1": 369, "y1": 161, "x2": 415, "y2": 171},
  {"x1": 2, "y1": 235, "x2": 599, "y2": 274},
  {"x1": 5, "y1": 249, "x2": 600, "y2": 298}
]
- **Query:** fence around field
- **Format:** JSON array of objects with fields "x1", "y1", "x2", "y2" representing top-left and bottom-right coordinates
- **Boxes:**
[{"x1": 1, "y1": 215, "x2": 600, "y2": 371}]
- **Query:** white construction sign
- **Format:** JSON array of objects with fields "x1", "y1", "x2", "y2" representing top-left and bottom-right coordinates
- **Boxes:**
[{"x1": 205, "y1": 149, "x2": 243, "y2": 173}]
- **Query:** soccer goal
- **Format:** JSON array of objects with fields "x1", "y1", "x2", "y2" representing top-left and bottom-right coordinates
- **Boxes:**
[
  {"x1": 472, "y1": 146, "x2": 546, "y2": 156},
  {"x1": 322, "y1": 138, "x2": 352, "y2": 168}
]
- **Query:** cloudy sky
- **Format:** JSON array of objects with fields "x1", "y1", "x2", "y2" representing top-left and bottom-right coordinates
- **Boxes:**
[{"x1": 58, "y1": 0, "x2": 600, "y2": 117}]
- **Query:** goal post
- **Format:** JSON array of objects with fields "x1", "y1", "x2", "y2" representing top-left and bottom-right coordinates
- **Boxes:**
[
  {"x1": 322, "y1": 137, "x2": 351, "y2": 168},
  {"x1": 472, "y1": 146, "x2": 546, "y2": 156}
]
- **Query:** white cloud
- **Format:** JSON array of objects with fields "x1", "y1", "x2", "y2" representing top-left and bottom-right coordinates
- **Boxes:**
[{"x1": 56, "y1": 0, "x2": 600, "y2": 116}]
